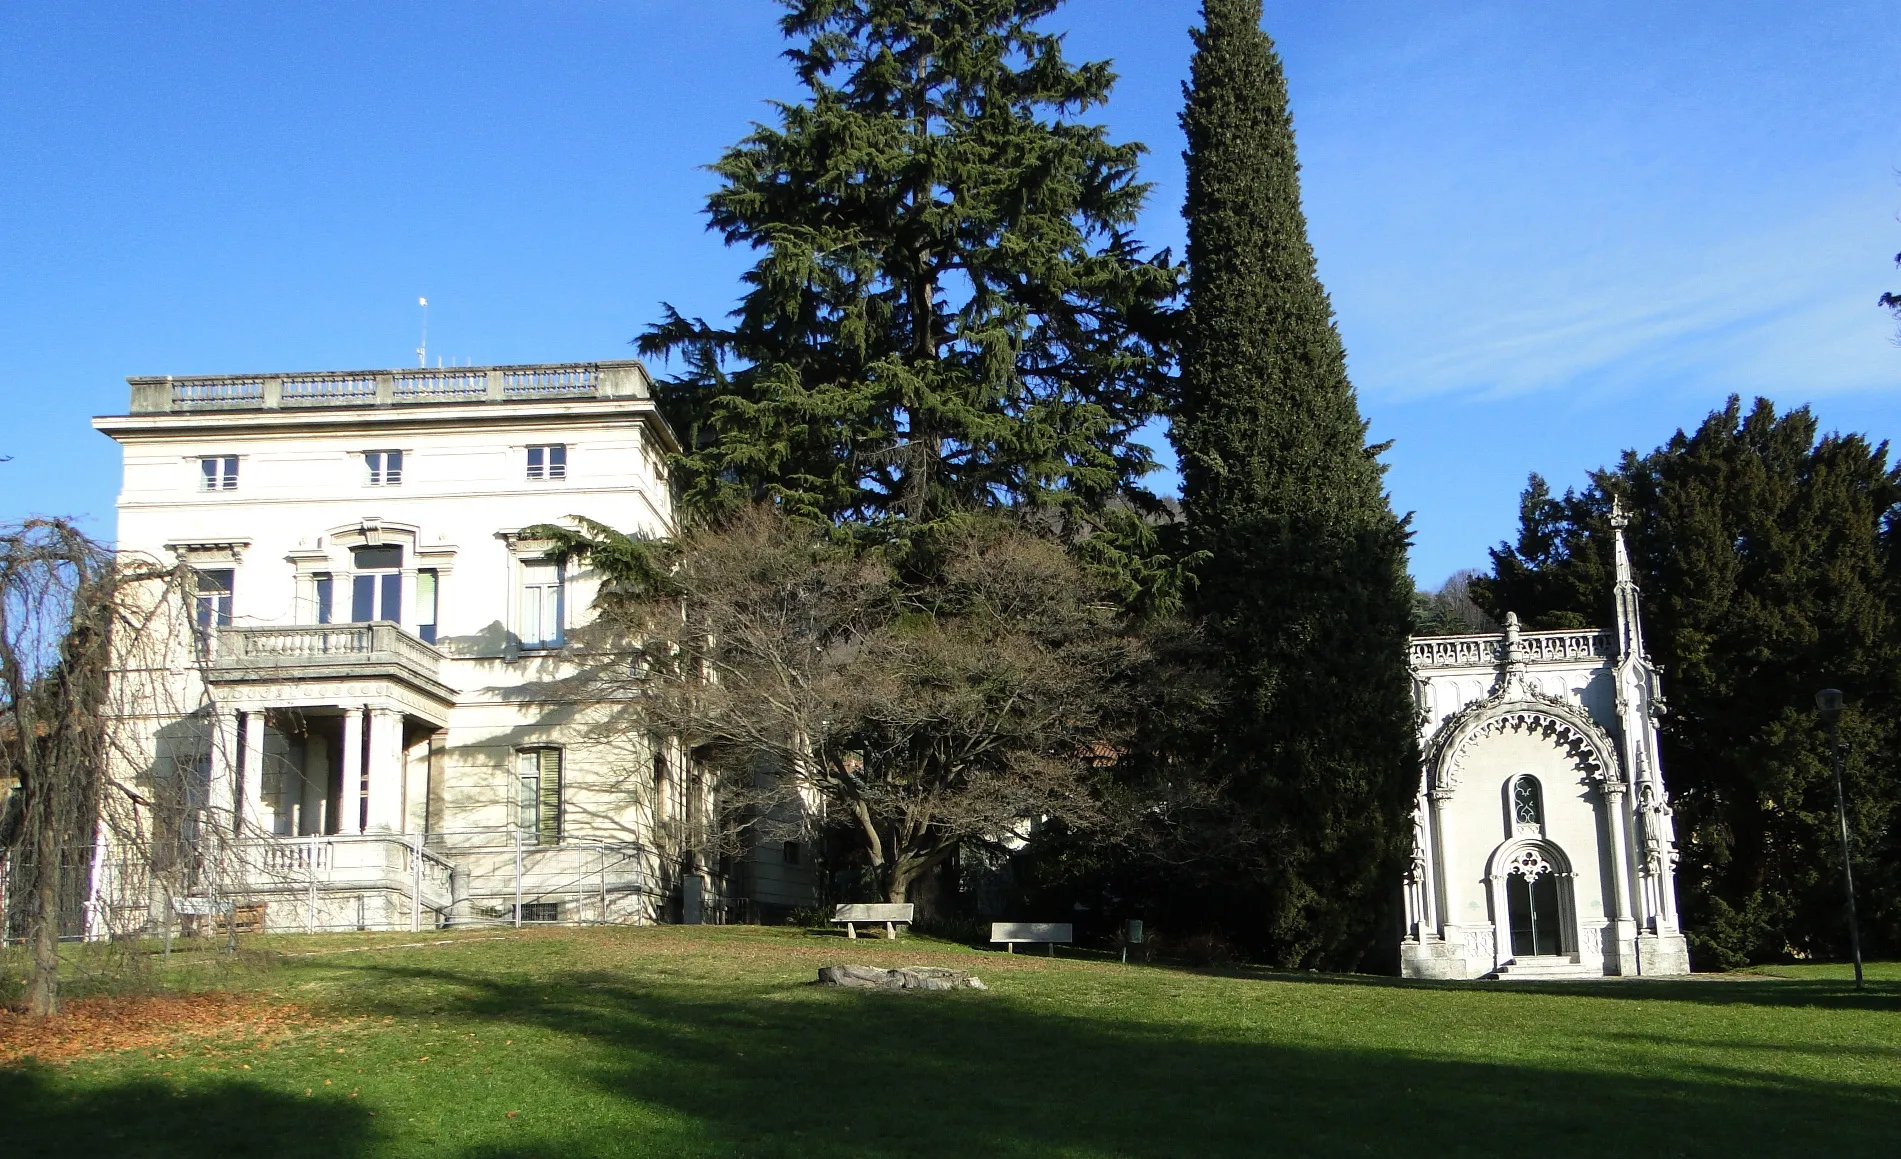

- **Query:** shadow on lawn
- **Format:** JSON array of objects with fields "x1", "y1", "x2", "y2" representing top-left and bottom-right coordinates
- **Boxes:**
[
  {"x1": 1149, "y1": 960, "x2": 1901, "y2": 1013},
  {"x1": 332, "y1": 960, "x2": 1900, "y2": 1158},
  {"x1": 0, "y1": 1065, "x2": 376, "y2": 1158}
]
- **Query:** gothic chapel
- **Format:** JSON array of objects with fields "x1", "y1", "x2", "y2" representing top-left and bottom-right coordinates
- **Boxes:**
[{"x1": 1401, "y1": 504, "x2": 1691, "y2": 979}]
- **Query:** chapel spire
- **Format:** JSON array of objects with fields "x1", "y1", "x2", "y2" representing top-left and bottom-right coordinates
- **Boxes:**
[{"x1": 1610, "y1": 498, "x2": 1646, "y2": 663}]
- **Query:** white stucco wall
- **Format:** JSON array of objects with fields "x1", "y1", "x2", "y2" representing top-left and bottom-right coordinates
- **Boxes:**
[{"x1": 88, "y1": 365, "x2": 759, "y2": 932}]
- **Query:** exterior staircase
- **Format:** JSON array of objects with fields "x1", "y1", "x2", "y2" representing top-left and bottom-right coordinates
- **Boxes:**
[{"x1": 1489, "y1": 955, "x2": 1601, "y2": 981}]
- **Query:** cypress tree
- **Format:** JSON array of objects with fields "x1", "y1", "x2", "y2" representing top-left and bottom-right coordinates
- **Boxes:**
[{"x1": 1174, "y1": 0, "x2": 1420, "y2": 968}]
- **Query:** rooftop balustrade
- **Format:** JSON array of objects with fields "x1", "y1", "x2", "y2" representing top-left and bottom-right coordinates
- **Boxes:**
[
  {"x1": 1409, "y1": 630, "x2": 1609, "y2": 670},
  {"x1": 127, "y1": 360, "x2": 652, "y2": 414}
]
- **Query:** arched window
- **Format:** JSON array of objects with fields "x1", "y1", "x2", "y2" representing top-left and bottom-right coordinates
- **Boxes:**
[{"x1": 1512, "y1": 775, "x2": 1544, "y2": 826}]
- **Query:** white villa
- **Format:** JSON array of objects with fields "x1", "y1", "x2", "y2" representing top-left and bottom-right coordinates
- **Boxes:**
[
  {"x1": 86, "y1": 361, "x2": 818, "y2": 935},
  {"x1": 1400, "y1": 507, "x2": 1692, "y2": 979}
]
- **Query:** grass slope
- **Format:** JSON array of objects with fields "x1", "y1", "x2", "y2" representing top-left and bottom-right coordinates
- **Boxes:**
[{"x1": 5, "y1": 926, "x2": 1899, "y2": 1157}]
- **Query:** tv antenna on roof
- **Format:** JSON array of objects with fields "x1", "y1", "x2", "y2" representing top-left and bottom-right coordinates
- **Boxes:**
[{"x1": 416, "y1": 297, "x2": 429, "y2": 367}]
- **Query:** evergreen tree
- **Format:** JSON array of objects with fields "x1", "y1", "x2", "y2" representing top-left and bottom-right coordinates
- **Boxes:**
[
  {"x1": 1476, "y1": 397, "x2": 1901, "y2": 967},
  {"x1": 1173, "y1": 0, "x2": 1419, "y2": 968},
  {"x1": 640, "y1": 0, "x2": 1179, "y2": 553}
]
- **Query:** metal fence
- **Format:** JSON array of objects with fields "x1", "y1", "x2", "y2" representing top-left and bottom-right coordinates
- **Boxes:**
[{"x1": 0, "y1": 828, "x2": 741, "y2": 941}]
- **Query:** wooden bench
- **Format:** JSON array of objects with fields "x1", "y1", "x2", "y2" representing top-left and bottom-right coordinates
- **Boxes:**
[
  {"x1": 991, "y1": 922, "x2": 1073, "y2": 956},
  {"x1": 833, "y1": 903, "x2": 915, "y2": 940}
]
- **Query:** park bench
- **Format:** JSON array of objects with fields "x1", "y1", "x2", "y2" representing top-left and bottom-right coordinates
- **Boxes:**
[
  {"x1": 833, "y1": 902, "x2": 914, "y2": 940},
  {"x1": 990, "y1": 921, "x2": 1073, "y2": 956}
]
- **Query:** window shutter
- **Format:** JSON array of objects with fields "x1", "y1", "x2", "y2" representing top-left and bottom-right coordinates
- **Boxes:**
[{"x1": 537, "y1": 748, "x2": 562, "y2": 844}]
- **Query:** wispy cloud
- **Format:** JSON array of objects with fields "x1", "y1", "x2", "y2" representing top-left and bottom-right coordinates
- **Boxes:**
[{"x1": 1350, "y1": 196, "x2": 1898, "y2": 407}]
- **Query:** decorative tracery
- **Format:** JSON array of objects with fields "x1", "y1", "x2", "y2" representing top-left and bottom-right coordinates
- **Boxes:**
[
  {"x1": 1506, "y1": 847, "x2": 1553, "y2": 880},
  {"x1": 1512, "y1": 775, "x2": 1544, "y2": 825},
  {"x1": 1426, "y1": 694, "x2": 1619, "y2": 793}
]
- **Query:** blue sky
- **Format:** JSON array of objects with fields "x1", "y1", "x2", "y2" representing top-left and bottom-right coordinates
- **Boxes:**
[{"x1": 3, "y1": 0, "x2": 1897, "y2": 584}]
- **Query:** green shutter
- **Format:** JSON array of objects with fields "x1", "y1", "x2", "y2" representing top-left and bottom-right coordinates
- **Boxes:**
[{"x1": 537, "y1": 748, "x2": 563, "y2": 844}]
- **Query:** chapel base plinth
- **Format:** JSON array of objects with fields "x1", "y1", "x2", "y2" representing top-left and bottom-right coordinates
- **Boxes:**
[
  {"x1": 1400, "y1": 938, "x2": 1471, "y2": 980},
  {"x1": 1636, "y1": 932, "x2": 1692, "y2": 976}
]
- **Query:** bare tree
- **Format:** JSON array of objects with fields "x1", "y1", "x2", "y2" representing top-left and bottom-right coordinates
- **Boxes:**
[
  {"x1": 1, "y1": 520, "x2": 123, "y2": 1015},
  {"x1": 1411, "y1": 569, "x2": 1498, "y2": 637},
  {"x1": 541, "y1": 507, "x2": 1149, "y2": 906},
  {"x1": 1, "y1": 518, "x2": 210, "y2": 1016}
]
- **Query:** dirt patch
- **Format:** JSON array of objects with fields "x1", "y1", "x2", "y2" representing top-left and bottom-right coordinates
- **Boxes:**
[{"x1": 0, "y1": 992, "x2": 329, "y2": 1065}]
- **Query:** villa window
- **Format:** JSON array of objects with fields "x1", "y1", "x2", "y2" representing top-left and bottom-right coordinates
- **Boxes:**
[
  {"x1": 198, "y1": 455, "x2": 239, "y2": 492},
  {"x1": 365, "y1": 449, "x2": 404, "y2": 486},
  {"x1": 519, "y1": 560, "x2": 563, "y2": 648},
  {"x1": 416, "y1": 569, "x2": 439, "y2": 643},
  {"x1": 194, "y1": 569, "x2": 234, "y2": 632},
  {"x1": 525, "y1": 444, "x2": 567, "y2": 481},
  {"x1": 314, "y1": 573, "x2": 334, "y2": 624},
  {"x1": 350, "y1": 545, "x2": 403, "y2": 624},
  {"x1": 1512, "y1": 775, "x2": 1544, "y2": 827},
  {"x1": 517, "y1": 748, "x2": 563, "y2": 845},
  {"x1": 515, "y1": 902, "x2": 560, "y2": 923}
]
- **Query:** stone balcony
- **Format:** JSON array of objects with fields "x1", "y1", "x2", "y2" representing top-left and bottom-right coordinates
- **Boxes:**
[
  {"x1": 209, "y1": 622, "x2": 455, "y2": 702},
  {"x1": 127, "y1": 359, "x2": 653, "y2": 414}
]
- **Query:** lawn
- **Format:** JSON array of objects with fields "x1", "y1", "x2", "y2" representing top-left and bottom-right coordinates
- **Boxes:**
[{"x1": 3, "y1": 926, "x2": 1898, "y2": 1157}]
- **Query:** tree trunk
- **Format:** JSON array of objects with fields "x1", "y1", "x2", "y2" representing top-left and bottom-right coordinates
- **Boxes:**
[
  {"x1": 883, "y1": 863, "x2": 915, "y2": 906},
  {"x1": 26, "y1": 773, "x2": 62, "y2": 1017}
]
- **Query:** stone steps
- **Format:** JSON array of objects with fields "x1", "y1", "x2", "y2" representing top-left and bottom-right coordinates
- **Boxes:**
[{"x1": 1490, "y1": 955, "x2": 1600, "y2": 980}]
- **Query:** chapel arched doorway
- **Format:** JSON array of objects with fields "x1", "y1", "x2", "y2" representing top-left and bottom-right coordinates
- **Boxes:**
[{"x1": 1505, "y1": 851, "x2": 1566, "y2": 953}]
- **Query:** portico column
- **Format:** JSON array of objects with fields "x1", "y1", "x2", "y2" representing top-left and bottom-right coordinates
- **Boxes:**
[
  {"x1": 366, "y1": 708, "x2": 405, "y2": 832},
  {"x1": 239, "y1": 710, "x2": 267, "y2": 835},
  {"x1": 1428, "y1": 788, "x2": 1456, "y2": 937},
  {"x1": 208, "y1": 706, "x2": 240, "y2": 835},
  {"x1": 1602, "y1": 781, "x2": 1633, "y2": 923},
  {"x1": 340, "y1": 707, "x2": 365, "y2": 835},
  {"x1": 1601, "y1": 779, "x2": 1636, "y2": 973}
]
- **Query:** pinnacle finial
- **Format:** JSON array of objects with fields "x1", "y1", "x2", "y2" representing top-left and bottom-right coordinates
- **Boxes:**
[{"x1": 1610, "y1": 496, "x2": 1629, "y2": 531}]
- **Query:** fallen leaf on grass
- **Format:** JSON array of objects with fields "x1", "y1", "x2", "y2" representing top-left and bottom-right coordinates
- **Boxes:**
[{"x1": 0, "y1": 994, "x2": 332, "y2": 1065}]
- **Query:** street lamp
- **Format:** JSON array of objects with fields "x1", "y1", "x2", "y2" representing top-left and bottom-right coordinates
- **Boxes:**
[{"x1": 1814, "y1": 688, "x2": 1865, "y2": 990}]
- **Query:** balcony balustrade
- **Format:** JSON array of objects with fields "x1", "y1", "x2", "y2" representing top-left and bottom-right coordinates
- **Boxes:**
[
  {"x1": 212, "y1": 621, "x2": 443, "y2": 680},
  {"x1": 239, "y1": 834, "x2": 458, "y2": 913}
]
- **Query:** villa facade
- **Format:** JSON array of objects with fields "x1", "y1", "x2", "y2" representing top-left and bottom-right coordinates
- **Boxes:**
[{"x1": 86, "y1": 361, "x2": 818, "y2": 935}]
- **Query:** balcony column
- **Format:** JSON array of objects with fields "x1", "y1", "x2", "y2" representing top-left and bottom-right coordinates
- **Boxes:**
[
  {"x1": 207, "y1": 706, "x2": 240, "y2": 835},
  {"x1": 299, "y1": 730, "x2": 329, "y2": 836},
  {"x1": 366, "y1": 708, "x2": 405, "y2": 833},
  {"x1": 340, "y1": 707, "x2": 365, "y2": 835},
  {"x1": 239, "y1": 710, "x2": 267, "y2": 835}
]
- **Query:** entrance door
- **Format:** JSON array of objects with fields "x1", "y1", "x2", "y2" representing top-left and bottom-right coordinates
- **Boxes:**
[{"x1": 1507, "y1": 870, "x2": 1564, "y2": 956}]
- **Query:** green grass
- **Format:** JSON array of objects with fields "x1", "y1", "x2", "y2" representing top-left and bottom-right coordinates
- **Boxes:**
[{"x1": 6, "y1": 927, "x2": 1900, "y2": 1157}]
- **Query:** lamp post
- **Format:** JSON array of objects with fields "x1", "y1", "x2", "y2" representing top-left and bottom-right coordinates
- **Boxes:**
[{"x1": 1814, "y1": 688, "x2": 1864, "y2": 990}]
